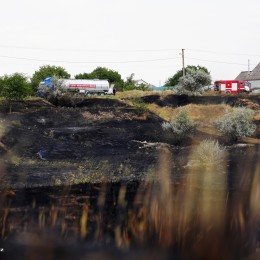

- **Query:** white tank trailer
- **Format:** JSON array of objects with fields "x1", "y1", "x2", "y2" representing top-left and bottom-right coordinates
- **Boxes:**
[{"x1": 39, "y1": 78, "x2": 115, "y2": 96}]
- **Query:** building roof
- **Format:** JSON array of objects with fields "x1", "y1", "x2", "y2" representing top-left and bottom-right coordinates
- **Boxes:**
[
  {"x1": 248, "y1": 62, "x2": 260, "y2": 80},
  {"x1": 235, "y1": 71, "x2": 251, "y2": 80},
  {"x1": 134, "y1": 79, "x2": 149, "y2": 85},
  {"x1": 235, "y1": 63, "x2": 260, "y2": 81}
]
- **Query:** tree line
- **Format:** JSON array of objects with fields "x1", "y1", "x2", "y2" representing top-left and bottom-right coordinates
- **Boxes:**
[
  {"x1": 29, "y1": 65, "x2": 152, "y2": 92},
  {"x1": 0, "y1": 64, "x2": 212, "y2": 106}
]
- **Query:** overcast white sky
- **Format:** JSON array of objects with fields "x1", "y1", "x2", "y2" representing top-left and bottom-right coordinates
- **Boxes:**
[{"x1": 1, "y1": 0, "x2": 260, "y2": 85}]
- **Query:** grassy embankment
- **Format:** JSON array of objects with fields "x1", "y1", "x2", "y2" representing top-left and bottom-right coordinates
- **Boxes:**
[{"x1": 116, "y1": 90, "x2": 260, "y2": 144}]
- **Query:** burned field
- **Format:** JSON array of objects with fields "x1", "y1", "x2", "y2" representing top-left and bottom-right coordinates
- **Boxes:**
[
  {"x1": 0, "y1": 95, "x2": 259, "y2": 259},
  {"x1": 0, "y1": 98, "x2": 167, "y2": 188}
]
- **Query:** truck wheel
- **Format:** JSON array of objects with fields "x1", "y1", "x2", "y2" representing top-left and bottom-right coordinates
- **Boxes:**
[{"x1": 225, "y1": 91, "x2": 230, "y2": 95}]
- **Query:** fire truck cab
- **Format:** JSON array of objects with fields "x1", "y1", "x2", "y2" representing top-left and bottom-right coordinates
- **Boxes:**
[{"x1": 214, "y1": 80, "x2": 251, "y2": 94}]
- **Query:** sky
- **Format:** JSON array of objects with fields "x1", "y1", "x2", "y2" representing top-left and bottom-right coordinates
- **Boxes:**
[{"x1": 1, "y1": 0, "x2": 260, "y2": 86}]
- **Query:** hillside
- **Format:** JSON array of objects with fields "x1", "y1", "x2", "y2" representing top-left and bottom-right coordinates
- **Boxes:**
[
  {"x1": 0, "y1": 93, "x2": 259, "y2": 259},
  {"x1": 0, "y1": 94, "x2": 259, "y2": 188}
]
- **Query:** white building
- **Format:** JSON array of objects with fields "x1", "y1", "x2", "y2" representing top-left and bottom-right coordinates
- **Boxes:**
[{"x1": 134, "y1": 79, "x2": 155, "y2": 89}]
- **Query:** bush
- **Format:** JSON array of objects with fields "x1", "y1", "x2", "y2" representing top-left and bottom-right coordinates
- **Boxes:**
[
  {"x1": 132, "y1": 97, "x2": 148, "y2": 116},
  {"x1": 195, "y1": 139, "x2": 226, "y2": 167},
  {"x1": 175, "y1": 68, "x2": 211, "y2": 95},
  {"x1": 162, "y1": 108, "x2": 195, "y2": 144},
  {"x1": 215, "y1": 107, "x2": 256, "y2": 143},
  {"x1": 0, "y1": 73, "x2": 32, "y2": 112}
]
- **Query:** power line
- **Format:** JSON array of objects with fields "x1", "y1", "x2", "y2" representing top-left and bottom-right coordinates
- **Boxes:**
[
  {"x1": 1, "y1": 44, "x2": 260, "y2": 57},
  {"x1": 187, "y1": 48, "x2": 260, "y2": 57},
  {"x1": 0, "y1": 54, "x2": 180, "y2": 64},
  {"x1": 0, "y1": 44, "x2": 180, "y2": 53},
  {"x1": 0, "y1": 53, "x2": 257, "y2": 67},
  {"x1": 186, "y1": 56, "x2": 256, "y2": 67}
]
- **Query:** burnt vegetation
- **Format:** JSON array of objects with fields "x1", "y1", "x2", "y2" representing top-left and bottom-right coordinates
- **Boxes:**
[{"x1": 0, "y1": 93, "x2": 259, "y2": 259}]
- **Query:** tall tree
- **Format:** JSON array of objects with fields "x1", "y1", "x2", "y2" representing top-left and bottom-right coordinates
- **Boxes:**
[
  {"x1": 74, "y1": 72, "x2": 92, "y2": 79},
  {"x1": 123, "y1": 73, "x2": 137, "y2": 91},
  {"x1": 176, "y1": 67, "x2": 212, "y2": 95},
  {"x1": 75, "y1": 67, "x2": 124, "y2": 90},
  {"x1": 0, "y1": 73, "x2": 32, "y2": 112},
  {"x1": 31, "y1": 65, "x2": 70, "y2": 92},
  {"x1": 165, "y1": 65, "x2": 210, "y2": 87}
]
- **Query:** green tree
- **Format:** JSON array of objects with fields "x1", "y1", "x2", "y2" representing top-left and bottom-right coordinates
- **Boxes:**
[
  {"x1": 123, "y1": 73, "x2": 136, "y2": 91},
  {"x1": 165, "y1": 65, "x2": 210, "y2": 87},
  {"x1": 0, "y1": 77, "x2": 3, "y2": 94},
  {"x1": 165, "y1": 70, "x2": 183, "y2": 87},
  {"x1": 31, "y1": 65, "x2": 70, "y2": 92},
  {"x1": 75, "y1": 67, "x2": 124, "y2": 90},
  {"x1": 74, "y1": 72, "x2": 92, "y2": 79},
  {"x1": 176, "y1": 67, "x2": 211, "y2": 95},
  {"x1": 0, "y1": 73, "x2": 32, "y2": 112},
  {"x1": 136, "y1": 83, "x2": 149, "y2": 91}
]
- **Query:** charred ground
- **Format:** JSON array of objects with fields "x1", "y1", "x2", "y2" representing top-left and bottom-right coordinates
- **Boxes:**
[
  {"x1": 0, "y1": 94, "x2": 259, "y2": 188},
  {"x1": 0, "y1": 94, "x2": 259, "y2": 259}
]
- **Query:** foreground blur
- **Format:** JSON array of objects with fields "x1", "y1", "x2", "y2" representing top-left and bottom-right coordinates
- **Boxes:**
[{"x1": 0, "y1": 144, "x2": 259, "y2": 260}]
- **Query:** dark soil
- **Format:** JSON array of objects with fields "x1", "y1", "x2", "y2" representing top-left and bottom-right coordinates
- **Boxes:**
[
  {"x1": 0, "y1": 95, "x2": 259, "y2": 187},
  {"x1": 141, "y1": 93, "x2": 260, "y2": 109},
  {"x1": 0, "y1": 95, "x2": 259, "y2": 259},
  {"x1": 0, "y1": 98, "x2": 169, "y2": 188}
]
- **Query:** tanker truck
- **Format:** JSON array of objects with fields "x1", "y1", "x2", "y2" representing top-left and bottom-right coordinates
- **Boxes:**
[{"x1": 38, "y1": 77, "x2": 115, "y2": 96}]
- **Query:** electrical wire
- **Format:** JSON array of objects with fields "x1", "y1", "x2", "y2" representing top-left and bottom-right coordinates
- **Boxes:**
[
  {"x1": 0, "y1": 44, "x2": 259, "y2": 57},
  {"x1": 0, "y1": 44, "x2": 180, "y2": 53},
  {"x1": 187, "y1": 48, "x2": 260, "y2": 57},
  {"x1": 0, "y1": 54, "x2": 181, "y2": 64},
  {"x1": 186, "y1": 56, "x2": 255, "y2": 66},
  {"x1": 0, "y1": 51, "x2": 257, "y2": 67}
]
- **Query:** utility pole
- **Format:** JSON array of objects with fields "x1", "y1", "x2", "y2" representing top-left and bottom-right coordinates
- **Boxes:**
[
  {"x1": 248, "y1": 59, "x2": 250, "y2": 72},
  {"x1": 182, "y1": 49, "x2": 185, "y2": 76}
]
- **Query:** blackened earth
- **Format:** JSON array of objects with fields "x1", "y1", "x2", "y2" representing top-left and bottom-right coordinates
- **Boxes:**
[{"x1": 0, "y1": 95, "x2": 259, "y2": 260}]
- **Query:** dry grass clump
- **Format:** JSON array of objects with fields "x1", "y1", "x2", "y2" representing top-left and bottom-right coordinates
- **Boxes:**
[
  {"x1": 0, "y1": 125, "x2": 6, "y2": 139},
  {"x1": 81, "y1": 111, "x2": 115, "y2": 121},
  {"x1": 194, "y1": 139, "x2": 226, "y2": 166}
]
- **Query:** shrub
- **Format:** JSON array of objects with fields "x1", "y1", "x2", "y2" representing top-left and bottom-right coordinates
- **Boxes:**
[
  {"x1": 195, "y1": 139, "x2": 226, "y2": 167},
  {"x1": 175, "y1": 67, "x2": 211, "y2": 95},
  {"x1": 162, "y1": 108, "x2": 195, "y2": 144},
  {"x1": 132, "y1": 97, "x2": 148, "y2": 116},
  {"x1": 57, "y1": 93, "x2": 77, "y2": 107},
  {"x1": 0, "y1": 73, "x2": 32, "y2": 112},
  {"x1": 215, "y1": 107, "x2": 256, "y2": 143}
]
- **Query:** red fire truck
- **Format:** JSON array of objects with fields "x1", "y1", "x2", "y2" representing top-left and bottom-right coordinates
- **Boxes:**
[{"x1": 214, "y1": 80, "x2": 251, "y2": 94}]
